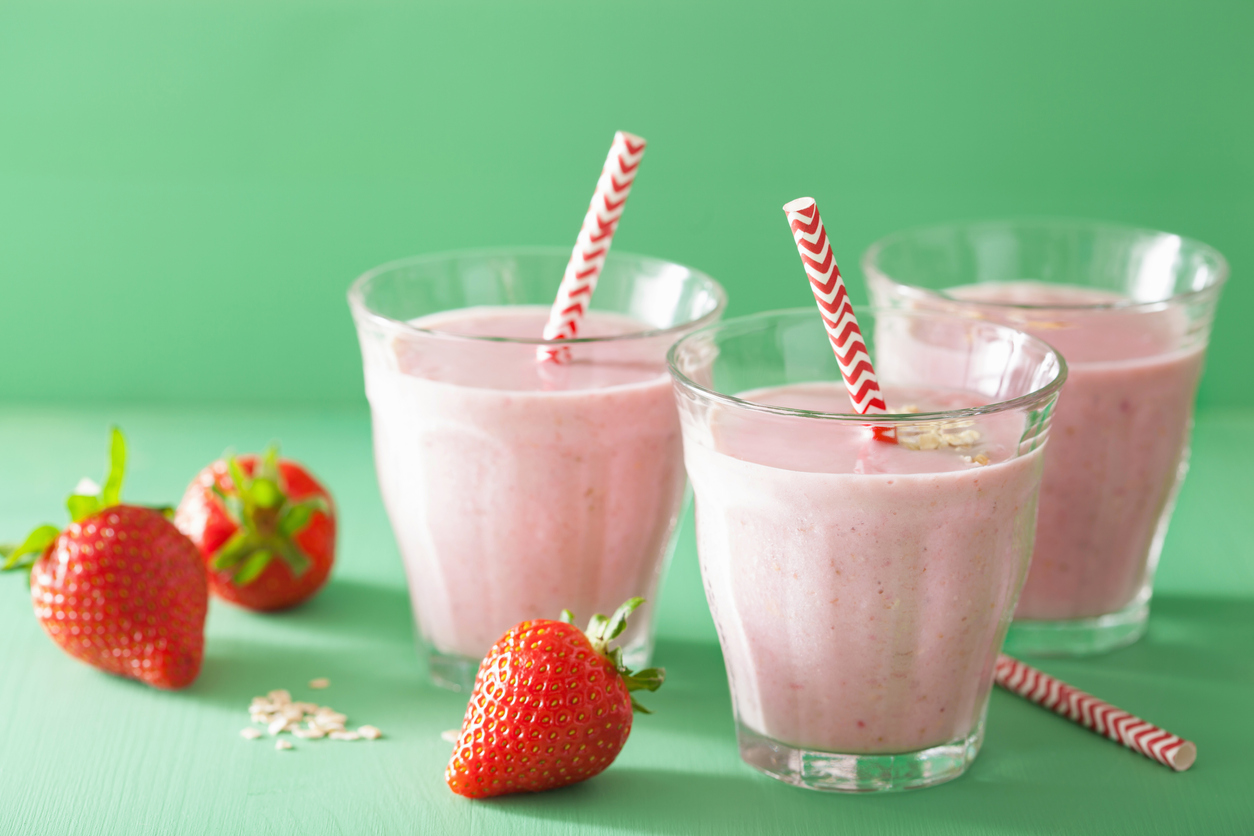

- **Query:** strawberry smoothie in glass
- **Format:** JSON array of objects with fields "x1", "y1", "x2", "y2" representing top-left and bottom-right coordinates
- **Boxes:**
[
  {"x1": 349, "y1": 248, "x2": 725, "y2": 690},
  {"x1": 865, "y1": 221, "x2": 1227, "y2": 655},
  {"x1": 669, "y1": 308, "x2": 1065, "y2": 791}
]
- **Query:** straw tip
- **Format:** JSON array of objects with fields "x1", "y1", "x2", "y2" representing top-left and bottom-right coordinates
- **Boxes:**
[
  {"x1": 615, "y1": 130, "x2": 647, "y2": 147},
  {"x1": 783, "y1": 196, "x2": 816, "y2": 213},
  {"x1": 1169, "y1": 741, "x2": 1197, "y2": 772}
]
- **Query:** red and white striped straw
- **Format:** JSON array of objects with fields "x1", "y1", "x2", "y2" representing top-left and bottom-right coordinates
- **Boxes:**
[
  {"x1": 783, "y1": 197, "x2": 892, "y2": 439},
  {"x1": 539, "y1": 131, "x2": 647, "y2": 363},
  {"x1": 995, "y1": 654, "x2": 1196, "y2": 771}
]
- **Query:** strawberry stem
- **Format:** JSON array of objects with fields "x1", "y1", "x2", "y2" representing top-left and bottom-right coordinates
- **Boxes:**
[
  {"x1": 66, "y1": 427, "x2": 127, "y2": 523},
  {"x1": 568, "y1": 597, "x2": 664, "y2": 714}
]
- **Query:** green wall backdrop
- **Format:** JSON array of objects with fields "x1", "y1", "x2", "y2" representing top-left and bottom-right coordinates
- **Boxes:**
[{"x1": 2, "y1": 0, "x2": 1250, "y2": 406}]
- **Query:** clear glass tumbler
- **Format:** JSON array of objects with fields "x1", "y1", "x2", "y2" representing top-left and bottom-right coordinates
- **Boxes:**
[
  {"x1": 669, "y1": 308, "x2": 1065, "y2": 792},
  {"x1": 864, "y1": 221, "x2": 1227, "y2": 656},
  {"x1": 349, "y1": 248, "x2": 726, "y2": 691}
]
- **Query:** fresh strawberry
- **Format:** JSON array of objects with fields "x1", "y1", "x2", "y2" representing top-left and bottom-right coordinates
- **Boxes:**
[
  {"x1": 1, "y1": 429, "x2": 208, "y2": 689},
  {"x1": 174, "y1": 446, "x2": 335, "y2": 611},
  {"x1": 446, "y1": 598, "x2": 664, "y2": 798}
]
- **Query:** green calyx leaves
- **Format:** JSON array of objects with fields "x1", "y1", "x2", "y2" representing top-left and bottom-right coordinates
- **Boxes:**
[
  {"x1": 564, "y1": 597, "x2": 666, "y2": 715},
  {"x1": 3, "y1": 427, "x2": 130, "y2": 577},
  {"x1": 585, "y1": 597, "x2": 644, "y2": 653},
  {"x1": 66, "y1": 427, "x2": 127, "y2": 523},
  {"x1": 1, "y1": 525, "x2": 60, "y2": 573},
  {"x1": 209, "y1": 444, "x2": 325, "y2": 587}
]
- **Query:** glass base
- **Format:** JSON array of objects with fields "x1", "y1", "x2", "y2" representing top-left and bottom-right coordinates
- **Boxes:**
[
  {"x1": 423, "y1": 634, "x2": 654, "y2": 693},
  {"x1": 736, "y1": 720, "x2": 984, "y2": 793},
  {"x1": 426, "y1": 647, "x2": 481, "y2": 693},
  {"x1": 1004, "y1": 597, "x2": 1149, "y2": 657}
]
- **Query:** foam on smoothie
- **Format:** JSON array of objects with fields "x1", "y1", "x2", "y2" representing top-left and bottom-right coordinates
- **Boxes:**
[{"x1": 393, "y1": 305, "x2": 665, "y2": 391}]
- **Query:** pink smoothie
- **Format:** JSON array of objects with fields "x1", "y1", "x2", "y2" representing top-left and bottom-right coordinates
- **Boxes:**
[
  {"x1": 947, "y1": 283, "x2": 1204, "y2": 621},
  {"x1": 686, "y1": 383, "x2": 1045, "y2": 754},
  {"x1": 363, "y1": 306, "x2": 686, "y2": 661}
]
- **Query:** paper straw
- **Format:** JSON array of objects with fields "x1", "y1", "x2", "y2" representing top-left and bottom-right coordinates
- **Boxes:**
[
  {"x1": 995, "y1": 654, "x2": 1196, "y2": 772},
  {"x1": 783, "y1": 197, "x2": 893, "y2": 440},
  {"x1": 539, "y1": 131, "x2": 647, "y2": 363}
]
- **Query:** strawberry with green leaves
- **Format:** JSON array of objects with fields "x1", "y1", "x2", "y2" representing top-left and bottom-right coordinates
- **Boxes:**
[
  {"x1": 446, "y1": 598, "x2": 664, "y2": 798},
  {"x1": 174, "y1": 447, "x2": 335, "y2": 612},
  {"x1": 1, "y1": 429, "x2": 208, "y2": 689}
]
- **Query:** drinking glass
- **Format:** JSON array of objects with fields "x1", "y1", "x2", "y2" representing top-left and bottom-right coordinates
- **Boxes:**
[
  {"x1": 350, "y1": 248, "x2": 726, "y2": 690},
  {"x1": 865, "y1": 221, "x2": 1227, "y2": 655},
  {"x1": 669, "y1": 307, "x2": 1065, "y2": 791}
]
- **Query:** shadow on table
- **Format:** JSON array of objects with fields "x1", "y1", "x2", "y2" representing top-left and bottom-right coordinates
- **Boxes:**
[
  {"x1": 1120, "y1": 594, "x2": 1254, "y2": 682},
  {"x1": 481, "y1": 762, "x2": 1097, "y2": 836},
  {"x1": 182, "y1": 576, "x2": 431, "y2": 712},
  {"x1": 261, "y1": 575, "x2": 416, "y2": 641},
  {"x1": 483, "y1": 767, "x2": 785, "y2": 835}
]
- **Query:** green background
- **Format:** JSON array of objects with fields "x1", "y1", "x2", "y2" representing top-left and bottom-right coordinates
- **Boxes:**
[
  {"x1": 1, "y1": 0, "x2": 1250, "y2": 406},
  {"x1": 2, "y1": 2, "x2": 1253, "y2": 834}
]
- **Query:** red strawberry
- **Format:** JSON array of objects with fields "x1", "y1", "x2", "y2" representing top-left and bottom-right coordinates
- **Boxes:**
[
  {"x1": 446, "y1": 598, "x2": 664, "y2": 798},
  {"x1": 2, "y1": 429, "x2": 208, "y2": 689},
  {"x1": 174, "y1": 446, "x2": 335, "y2": 611}
]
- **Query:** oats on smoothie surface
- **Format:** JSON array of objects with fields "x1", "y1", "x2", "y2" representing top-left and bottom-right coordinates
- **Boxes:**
[{"x1": 897, "y1": 418, "x2": 983, "y2": 453}]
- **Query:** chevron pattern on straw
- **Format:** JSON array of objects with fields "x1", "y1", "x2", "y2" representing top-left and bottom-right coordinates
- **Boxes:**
[
  {"x1": 539, "y1": 131, "x2": 647, "y2": 363},
  {"x1": 783, "y1": 197, "x2": 888, "y2": 416},
  {"x1": 995, "y1": 654, "x2": 1196, "y2": 771}
]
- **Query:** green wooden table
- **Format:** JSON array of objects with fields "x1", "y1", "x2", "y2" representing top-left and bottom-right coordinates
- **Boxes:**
[{"x1": 1, "y1": 404, "x2": 1250, "y2": 835}]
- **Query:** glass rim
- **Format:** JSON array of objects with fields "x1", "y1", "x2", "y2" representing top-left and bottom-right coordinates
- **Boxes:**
[
  {"x1": 667, "y1": 307, "x2": 1069, "y2": 424},
  {"x1": 861, "y1": 217, "x2": 1230, "y2": 312},
  {"x1": 346, "y1": 246, "x2": 728, "y2": 345}
]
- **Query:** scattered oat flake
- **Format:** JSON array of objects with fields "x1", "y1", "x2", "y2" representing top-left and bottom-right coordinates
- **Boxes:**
[
  {"x1": 308, "y1": 678, "x2": 330, "y2": 689},
  {"x1": 275, "y1": 739, "x2": 293, "y2": 751},
  {"x1": 243, "y1": 687, "x2": 378, "y2": 747},
  {"x1": 441, "y1": 729, "x2": 459, "y2": 743}
]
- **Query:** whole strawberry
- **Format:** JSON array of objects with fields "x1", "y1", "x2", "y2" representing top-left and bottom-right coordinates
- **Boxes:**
[
  {"x1": 446, "y1": 598, "x2": 664, "y2": 798},
  {"x1": 174, "y1": 446, "x2": 335, "y2": 611},
  {"x1": 1, "y1": 429, "x2": 208, "y2": 689}
]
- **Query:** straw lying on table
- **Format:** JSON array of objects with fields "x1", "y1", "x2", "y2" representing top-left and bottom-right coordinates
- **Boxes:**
[
  {"x1": 539, "y1": 131, "x2": 647, "y2": 363},
  {"x1": 995, "y1": 654, "x2": 1196, "y2": 772},
  {"x1": 783, "y1": 197, "x2": 894, "y2": 442}
]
